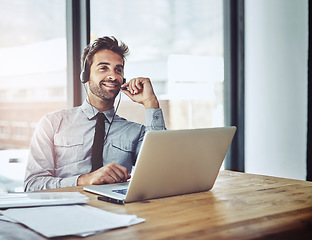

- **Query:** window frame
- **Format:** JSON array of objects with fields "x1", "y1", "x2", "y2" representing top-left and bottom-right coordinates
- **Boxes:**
[
  {"x1": 66, "y1": 0, "x2": 90, "y2": 108},
  {"x1": 223, "y1": 0, "x2": 245, "y2": 172}
]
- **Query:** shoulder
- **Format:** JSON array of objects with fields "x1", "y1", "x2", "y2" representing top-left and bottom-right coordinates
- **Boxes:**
[
  {"x1": 45, "y1": 106, "x2": 80, "y2": 119},
  {"x1": 38, "y1": 106, "x2": 81, "y2": 128}
]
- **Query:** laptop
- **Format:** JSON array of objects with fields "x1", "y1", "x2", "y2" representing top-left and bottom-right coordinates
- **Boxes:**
[{"x1": 83, "y1": 126, "x2": 236, "y2": 204}]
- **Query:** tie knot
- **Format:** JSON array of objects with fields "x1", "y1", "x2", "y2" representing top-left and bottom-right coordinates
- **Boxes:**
[
  {"x1": 96, "y1": 113, "x2": 106, "y2": 128},
  {"x1": 97, "y1": 112, "x2": 106, "y2": 121}
]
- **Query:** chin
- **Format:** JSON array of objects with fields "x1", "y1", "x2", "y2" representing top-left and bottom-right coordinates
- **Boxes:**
[{"x1": 99, "y1": 92, "x2": 119, "y2": 102}]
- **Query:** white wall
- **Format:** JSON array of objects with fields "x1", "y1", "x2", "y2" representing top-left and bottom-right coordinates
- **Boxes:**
[{"x1": 245, "y1": 0, "x2": 308, "y2": 180}]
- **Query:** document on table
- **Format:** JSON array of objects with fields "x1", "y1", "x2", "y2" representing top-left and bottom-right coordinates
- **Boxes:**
[
  {"x1": 0, "y1": 192, "x2": 89, "y2": 208},
  {"x1": 0, "y1": 204, "x2": 145, "y2": 238}
]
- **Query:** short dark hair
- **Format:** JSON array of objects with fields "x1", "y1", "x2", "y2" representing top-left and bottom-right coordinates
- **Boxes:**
[{"x1": 81, "y1": 36, "x2": 129, "y2": 72}]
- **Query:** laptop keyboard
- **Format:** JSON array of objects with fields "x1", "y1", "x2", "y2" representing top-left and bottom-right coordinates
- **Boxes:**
[{"x1": 113, "y1": 189, "x2": 128, "y2": 195}]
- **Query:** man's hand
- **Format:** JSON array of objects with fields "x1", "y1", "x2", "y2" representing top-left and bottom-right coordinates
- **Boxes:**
[
  {"x1": 121, "y1": 77, "x2": 160, "y2": 109},
  {"x1": 77, "y1": 163, "x2": 131, "y2": 186}
]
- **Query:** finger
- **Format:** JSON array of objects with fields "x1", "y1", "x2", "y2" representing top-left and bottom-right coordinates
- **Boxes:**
[
  {"x1": 107, "y1": 171, "x2": 121, "y2": 183},
  {"x1": 121, "y1": 89, "x2": 135, "y2": 101},
  {"x1": 121, "y1": 82, "x2": 129, "y2": 90},
  {"x1": 104, "y1": 173, "x2": 119, "y2": 184},
  {"x1": 110, "y1": 163, "x2": 129, "y2": 182},
  {"x1": 131, "y1": 78, "x2": 143, "y2": 94},
  {"x1": 115, "y1": 164, "x2": 130, "y2": 182},
  {"x1": 129, "y1": 79, "x2": 137, "y2": 94},
  {"x1": 109, "y1": 168, "x2": 124, "y2": 183},
  {"x1": 90, "y1": 169, "x2": 116, "y2": 185},
  {"x1": 134, "y1": 78, "x2": 143, "y2": 92},
  {"x1": 99, "y1": 164, "x2": 121, "y2": 183}
]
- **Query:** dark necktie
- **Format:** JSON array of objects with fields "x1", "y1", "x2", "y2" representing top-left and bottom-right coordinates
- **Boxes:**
[{"x1": 90, "y1": 113, "x2": 106, "y2": 172}]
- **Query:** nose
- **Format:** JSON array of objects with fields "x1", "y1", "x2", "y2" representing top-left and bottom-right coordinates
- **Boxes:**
[{"x1": 107, "y1": 70, "x2": 117, "y2": 81}]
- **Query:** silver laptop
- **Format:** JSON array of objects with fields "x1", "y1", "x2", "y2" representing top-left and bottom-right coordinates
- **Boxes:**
[{"x1": 83, "y1": 127, "x2": 236, "y2": 203}]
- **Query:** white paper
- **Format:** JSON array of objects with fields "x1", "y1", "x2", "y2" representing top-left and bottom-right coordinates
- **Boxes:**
[
  {"x1": 0, "y1": 214, "x2": 18, "y2": 223},
  {"x1": 0, "y1": 192, "x2": 89, "y2": 208},
  {"x1": 1, "y1": 205, "x2": 145, "y2": 238}
]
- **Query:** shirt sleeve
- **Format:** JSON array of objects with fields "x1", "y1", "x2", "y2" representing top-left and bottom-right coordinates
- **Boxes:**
[
  {"x1": 24, "y1": 115, "x2": 79, "y2": 192},
  {"x1": 133, "y1": 108, "x2": 166, "y2": 164},
  {"x1": 145, "y1": 108, "x2": 166, "y2": 131}
]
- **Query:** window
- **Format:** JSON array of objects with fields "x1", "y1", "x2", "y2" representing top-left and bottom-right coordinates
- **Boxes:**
[
  {"x1": 0, "y1": 0, "x2": 67, "y2": 192},
  {"x1": 90, "y1": 0, "x2": 224, "y2": 130},
  {"x1": 0, "y1": 0, "x2": 224, "y2": 192}
]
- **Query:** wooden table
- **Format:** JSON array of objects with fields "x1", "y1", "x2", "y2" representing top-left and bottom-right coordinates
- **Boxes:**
[{"x1": 1, "y1": 171, "x2": 312, "y2": 239}]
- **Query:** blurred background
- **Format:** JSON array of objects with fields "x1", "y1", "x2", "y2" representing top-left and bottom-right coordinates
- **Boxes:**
[
  {"x1": 0, "y1": 0, "x2": 309, "y2": 192},
  {"x1": 0, "y1": 0, "x2": 224, "y2": 192}
]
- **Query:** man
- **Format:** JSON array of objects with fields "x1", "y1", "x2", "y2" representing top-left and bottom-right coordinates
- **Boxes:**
[{"x1": 24, "y1": 36, "x2": 166, "y2": 192}]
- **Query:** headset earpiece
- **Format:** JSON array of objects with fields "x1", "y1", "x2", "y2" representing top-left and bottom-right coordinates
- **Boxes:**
[
  {"x1": 80, "y1": 56, "x2": 90, "y2": 83},
  {"x1": 80, "y1": 70, "x2": 88, "y2": 83},
  {"x1": 80, "y1": 42, "x2": 95, "y2": 84}
]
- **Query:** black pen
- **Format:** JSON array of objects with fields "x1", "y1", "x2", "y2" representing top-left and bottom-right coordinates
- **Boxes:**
[{"x1": 97, "y1": 196, "x2": 125, "y2": 205}]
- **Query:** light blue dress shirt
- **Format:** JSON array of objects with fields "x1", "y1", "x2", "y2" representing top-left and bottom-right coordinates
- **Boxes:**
[{"x1": 24, "y1": 100, "x2": 166, "y2": 192}]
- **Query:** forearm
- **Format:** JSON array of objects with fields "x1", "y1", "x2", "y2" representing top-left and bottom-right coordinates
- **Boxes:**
[
  {"x1": 24, "y1": 175, "x2": 79, "y2": 192},
  {"x1": 77, "y1": 163, "x2": 131, "y2": 186},
  {"x1": 143, "y1": 95, "x2": 159, "y2": 109}
]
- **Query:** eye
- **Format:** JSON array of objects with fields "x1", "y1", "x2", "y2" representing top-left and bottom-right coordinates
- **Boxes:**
[
  {"x1": 115, "y1": 68, "x2": 123, "y2": 74},
  {"x1": 99, "y1": 66, "x2": 108, "y2": 71}
]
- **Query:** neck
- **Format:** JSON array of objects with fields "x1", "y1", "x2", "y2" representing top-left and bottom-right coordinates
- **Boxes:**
[{"x1": 87, "y1": 96, "x2": 114, "y2": 112}]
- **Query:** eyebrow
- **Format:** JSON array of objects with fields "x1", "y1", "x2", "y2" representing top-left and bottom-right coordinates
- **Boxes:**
[{"x1": 97, "y1": 62, "x2": 124, "y2": 68}]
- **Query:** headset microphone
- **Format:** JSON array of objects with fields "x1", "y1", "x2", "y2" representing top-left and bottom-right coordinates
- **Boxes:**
[{"x1": 121, "y1": 78, "x2": 127, "y2": 90}]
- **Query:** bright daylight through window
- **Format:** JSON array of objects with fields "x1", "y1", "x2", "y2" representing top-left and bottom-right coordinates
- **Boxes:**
[
  {"x1": 0, "y1": 0, "x2": 67, "y2": 193},
  {"x1": 90, "y1": 0, "x2": 224, "y2": 130},
  {"x1": 0, "y1": 0, "x2": 223, "y2": 193}
]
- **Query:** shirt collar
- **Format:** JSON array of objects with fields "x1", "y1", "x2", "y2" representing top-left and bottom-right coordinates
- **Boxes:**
[{"x1": 80, "y1": 100, "x2": 116, "y2": 123}]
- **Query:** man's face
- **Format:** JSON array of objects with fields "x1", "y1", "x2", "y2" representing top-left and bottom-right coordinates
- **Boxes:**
[{"x1": 88, "y1": 49, "x2": 124, "y2": 102}]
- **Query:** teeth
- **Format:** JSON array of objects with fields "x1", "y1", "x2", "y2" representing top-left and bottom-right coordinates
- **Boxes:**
[{"x1": 104, "y1": 84, "x2": 116, "y2": 87}]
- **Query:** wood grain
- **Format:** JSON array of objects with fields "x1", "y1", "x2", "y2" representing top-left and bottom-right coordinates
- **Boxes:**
[{"x1": 40, "y1": 171, "x2": 312, "y2": 239}]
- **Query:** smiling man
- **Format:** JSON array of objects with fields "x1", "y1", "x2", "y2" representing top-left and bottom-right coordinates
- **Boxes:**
[{"x1": 24, "y1": 36, "x2": 166, "y2": 192}]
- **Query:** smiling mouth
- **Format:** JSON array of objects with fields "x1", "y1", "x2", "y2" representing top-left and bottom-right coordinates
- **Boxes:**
[
  {"x1": 103, "y1": 83, "x2": 117, "y2": 87},
  {"x1": 101, "y1": 82, "x2": 119, "y2": 88}
]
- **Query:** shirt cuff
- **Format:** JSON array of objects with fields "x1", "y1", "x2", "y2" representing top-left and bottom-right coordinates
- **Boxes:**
[
  {"x1": 145, "y1": 108, "x2": 166, "y2": 130},
  {"x1": 59, "y1": 175, "x2": 80, "y2": 188}
]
